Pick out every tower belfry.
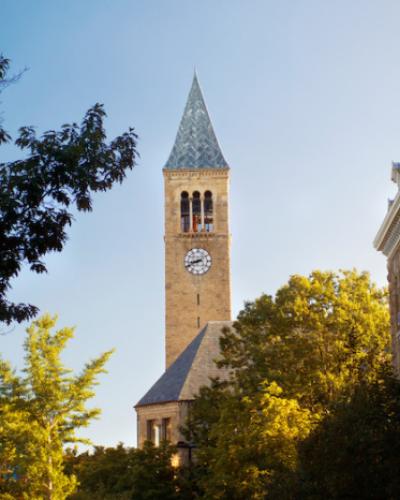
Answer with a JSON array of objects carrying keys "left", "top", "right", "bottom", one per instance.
[{"left": 135, "top": 74, "right": 232, "bottom": 453}]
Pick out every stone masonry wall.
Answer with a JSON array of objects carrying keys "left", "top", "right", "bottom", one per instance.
[
  {"left": 388, "top": 251, "right": 400, "bottom": 373},
  {"left": 136, "top": 401, "right": 190, "bottom": 448},
  {"left": 163, "top": 168, "right": 232, "bottom": 368}
]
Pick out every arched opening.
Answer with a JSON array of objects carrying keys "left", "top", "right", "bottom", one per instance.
[
  {"left": 204, "top": 190, "right": 213, "bottom": 232},
  {"left": 180, "top": 191, "right": 190, "bottom": 232},
  {"left": 192, "top": 191, "right": 201, "bottom": 232}
]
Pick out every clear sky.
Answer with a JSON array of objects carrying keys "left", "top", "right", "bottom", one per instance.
[{"left": 1, "top": 0, "right": 400, "bottom": 447}]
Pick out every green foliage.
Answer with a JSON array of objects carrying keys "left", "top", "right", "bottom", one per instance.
[
  {"left": 191, "top": 382, "right": 314, "bottom": 499},
  {"left": 67, "top": 442, "right": 184, "bottom": 500},
  {"left": 186, "top": 270, "right": 391, "bottom": 499},
  {"left": 0, "top": 55, "right": 138, "bottom": 325},
  {"left": 0, "top": 314, "right": 113, "bottom": 499},
  {"left": 219, "top": 270, "right": 390, "bottom": 410},
  {"left": 299, "top": 367, "right": 400, "bottom": 500},
  {"left": 65, "top": 443, "right": 136, "bottom": 499}
]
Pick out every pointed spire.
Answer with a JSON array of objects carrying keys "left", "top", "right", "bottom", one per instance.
[{"left": 165, "top": 74, "right": 229, "bottom": 169}]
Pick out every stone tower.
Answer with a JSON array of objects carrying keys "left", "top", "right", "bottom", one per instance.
[
  {"left": 163, "top": 74, "right": 231, "bottom": 367},
  {"left": 135, "top": 75, "right": 232, "bottom": 456}
]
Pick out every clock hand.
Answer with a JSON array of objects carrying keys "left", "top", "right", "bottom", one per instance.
[{"left": 185, "top": 258, "right": 203, "bottom": 267}]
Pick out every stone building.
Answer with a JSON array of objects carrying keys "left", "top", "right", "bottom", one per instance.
[
  {"left": 374, "top": 162, "right": 400, "bottom": 373},
  {"left": 135, "top": 74, "right": 232, "bottom": 455}
]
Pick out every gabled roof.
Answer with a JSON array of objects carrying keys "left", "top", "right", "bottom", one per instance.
[
  {"left": 164, "top": 74, "right": 229, "bottom": 170},
  {"left": 135, "top": 321, "right": 232, "bottom": 407}
]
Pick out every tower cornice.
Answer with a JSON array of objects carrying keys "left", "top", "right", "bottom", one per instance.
[{"left": 163, "top": 167, "right": 229, "bottom": 180}]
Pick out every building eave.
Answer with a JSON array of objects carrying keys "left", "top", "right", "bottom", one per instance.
[
  {"left": 134, "top": 399, "right": 193, "bottom": 410},
  {"left": 374, "top": 190, "right": 400, "bottom": 257}
]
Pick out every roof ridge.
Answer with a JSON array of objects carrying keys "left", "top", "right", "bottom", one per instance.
[
  {"left": 179, "top": 321, "right": 232, "bottom": 400},
  {"left": 135, "top": 321, "right": 233, "bottom": 407},
  {"left": 135, "top": 326, "right": 207, "bottom": 407}
]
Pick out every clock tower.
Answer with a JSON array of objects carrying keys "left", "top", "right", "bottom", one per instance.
[
  {"left": 163, "top": 75, "right": 231, "bottom": 367},
  {"left": 135, "top": 74, "right": 232, "bottom": 454}
]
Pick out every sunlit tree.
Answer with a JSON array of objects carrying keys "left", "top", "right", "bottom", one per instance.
[
  {"left": 0, "top": 314, "right": 113, "bottom": 499},
  {"left": 186, "top": 270, "right": 391, "bottom": 498}
]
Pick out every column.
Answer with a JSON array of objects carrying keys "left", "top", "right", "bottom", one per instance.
[
  {"left": 200, "top": 194, "right": 205, "bottom": 231},
  {"left": 189, "top": 198, "right": 193, "bottom": 232}
]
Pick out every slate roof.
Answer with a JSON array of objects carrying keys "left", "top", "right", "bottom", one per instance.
[
  {"left": 164, "top": 74, "right": 229, "bottom": 170},
  {"left": 136, "top": 321, "right": 232, "bottom": 407}
]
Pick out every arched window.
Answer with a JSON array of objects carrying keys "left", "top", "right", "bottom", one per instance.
[
  {"left": 181, "top": 191, "right": 190, "bottom": 232},
  {"left": 204, "top": 191, "right": 213, "bottom": 232},
  {"left": 192, "top": 191, "right": 201, "bottom": 232}
]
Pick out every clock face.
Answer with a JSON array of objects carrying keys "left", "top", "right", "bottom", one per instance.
[{"left": 184, "top": 248, "right": 212, "bottom": 275}]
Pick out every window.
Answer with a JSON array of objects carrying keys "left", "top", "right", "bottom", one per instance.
[
  {"left": 154, "top": 424, "right": 160, "bottom": 446},
  {"left": 161, "top": 418, "right": 172, "bottom": 441},
  {"left": 146, "top": 419, "right": 155, "bottom": 442},
  {"left": 181, "top": 191, "right": 190, "bottom": 232},
  {"left": 146, "top": 419, "right": 160, "bottom": 445},
  {"left": 180, "top": 190, "right": 214, "bottom": 233},
  {"left": 204, "top": 191, "right": 213, "bottom": 232},
  {"left": 192, "top": 191, "right": 201, "bottom": 232}
]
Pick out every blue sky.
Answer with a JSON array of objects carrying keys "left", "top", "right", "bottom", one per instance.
[{"left": 1, "top": 0, "right": 399, "bottom": 447}]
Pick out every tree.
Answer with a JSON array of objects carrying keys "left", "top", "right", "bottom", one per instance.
[
  {"left": 66, "top": 441, "right": 184, "bottom": 500},
  {"left": 218, "top": 269, "right": 390, "bottom": 411},
  {"left": 298, "top": 367, "right": 400, "bottom": 499},
  {"left": 0, "top": 55, "right": 138, "bottom": 325},
  {"left": 0, "top": 314, "right": 113, "bottom": 499},
  {"left": 189, "top": 382, "right": 313, "bottom": 500},
  {"left": 65, "top": 443, "right": 137, "bottom": 499},
  {"left": 185, "top": 270, "right": 391, "bottom": 499}
]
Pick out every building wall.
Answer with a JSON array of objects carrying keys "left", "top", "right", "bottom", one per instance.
[
  {"left": 374, "top": 167, "right": 400, "bottom": 375},
  {"left": 136, "top": 401, "right": 190, "bottom": 448},
  {"left": 164, "top": 168, "right": 231, "bottom": 368},
  {"left": 388, "top": 252, "right": 400, "bottom": 373}
]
